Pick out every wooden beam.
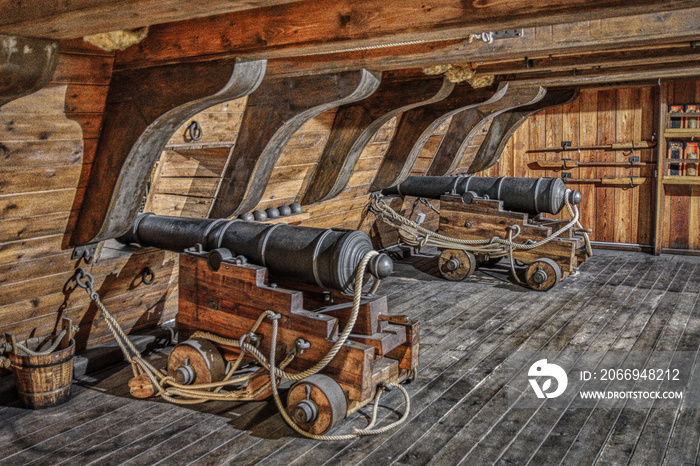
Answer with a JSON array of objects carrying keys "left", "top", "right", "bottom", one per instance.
[
  {"left": 427, "top": 85, "right": 546, "bottom": 176},
  {"left": 71, "top": 58, "right": 266, "bottom": 246},
  {"left": 0, "top": 1, "right": 304, "bottom": 40},
  {"left": 368, "top": 83, "right": 506, "bottom": 192},
  {"left": 302, "top": 75, "right": 453, "bottom": 205},
  {"left": 115, "top": 2, "right": 696, "bottom": 69},
  {"left": 473, "top": 43, "right": 700, "bottom": 77},
  {"left": 468, "top": 88, "right": 580, "bottom": 174},
  {"left": 506, "top": 60, "right": 700, "bottom": 87},
  {"left": 208, "top": 69, "right": 380, "bottom": 218},
  {"left": 0, "top": 35, "right": 59, "bottom": 108},
  {"left": 259, "top": 8, "right": 700, "bottom": 79}
]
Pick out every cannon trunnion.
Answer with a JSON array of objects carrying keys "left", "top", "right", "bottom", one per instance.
[{"left": 119, "top": 214, "right": 418, "bottom": 435}]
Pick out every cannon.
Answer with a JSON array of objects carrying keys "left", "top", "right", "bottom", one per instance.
[
  {"left": 119, "top": 212, "right": 394, "bottom": 294},
  {"left": 381, "top": 175, "right": 582, "bottom": 216},
  {"left": 374, "top": 175, "right": 591, "bottom": 291},
  {"left": 119, "top": 213, "right": 418, "bottom": 436}
]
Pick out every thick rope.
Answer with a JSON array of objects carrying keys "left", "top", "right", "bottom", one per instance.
[
  {"left": 73, "top": 249, "right": 410, "bottom": 440},
  {"left": 15, "top": 329, "right": 67, "bottom": 356},
  {"left": 267, "top": 311, "right": 411, "bottom": 441}
]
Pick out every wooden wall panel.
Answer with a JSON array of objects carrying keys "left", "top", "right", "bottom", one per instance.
[
  {"left": 449, "top": 86, "right": 659, "bottom": 247},
  {"left": 0, "top": 43, "right": 177, "bottom": 350}
]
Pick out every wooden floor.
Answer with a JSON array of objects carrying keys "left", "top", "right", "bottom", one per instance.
[{"left": 2, "top": 249, "right": 700, "bottom": 465}]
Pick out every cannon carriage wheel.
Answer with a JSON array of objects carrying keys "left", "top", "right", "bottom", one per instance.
[
  {"left": 438, "top": 249, "right": 476, "bottom": 281},
  {"left": 286, "top": 374, "right": 347, "bottom": 435},
  {"left": 525, "top": 258, "right": 562, "bottom": 291}
]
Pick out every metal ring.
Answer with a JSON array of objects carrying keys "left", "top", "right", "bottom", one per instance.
[
  {"left": 311, "top": 229, "right": 334, "bottom": 289},
  {"left": 187, "top": 120, "right": 202, "bottom": 141},
  {"left": 258, "top": 223, "right": 284, "bottom": 267},
  {"left": 215, "top": 219, "right": 241, "bottom": 249},
  {"left": 238, "top": 332, "right": 258, "bottom": 349},
  {"left": 74, "top": 268, "right": 93, "bottom": 290},
  {"left": 203, "top": 218, "right": 228, "bottom": 249},
  {"left": 142, "top": 267, "right": 155, "bottom": 285},
  {"left": 532, "top": 177, "right": 542, "bottom": 214}
]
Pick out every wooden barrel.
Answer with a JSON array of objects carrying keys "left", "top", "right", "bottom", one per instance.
[{"left": 9, "top": 339, "right": 75, "bottom": 409}]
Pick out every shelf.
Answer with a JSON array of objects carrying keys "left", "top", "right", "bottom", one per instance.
[
  {"left": 669, "top": 112, "right": 700, "bottom": 118},
  {"left": 664, "top": 158, "right": 700, "bottom": 165},
  {"left": 663, "top": 129, "right": 700, "bottom": 139},
  {"left": 661, "top": 176, "right": 700, "bottom": 185}
]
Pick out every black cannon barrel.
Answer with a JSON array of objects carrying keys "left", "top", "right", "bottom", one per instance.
[
  {"left": 118, "top": 213, "right": 393, "bottom": 294},
  {"left": 381, "top": 175, "right": 581, "bottom": 215}
]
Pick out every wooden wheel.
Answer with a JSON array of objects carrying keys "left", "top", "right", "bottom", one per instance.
[
  {"left": 525, "top": 258, "right": 562, "bottom": 291},
  {"left": 167, "top": 338, "right": 226, "bottom": 387},
  {"left": 438, "top": 249, "right": 476, "bottom": 281},
  {"left": 286, "top": 374, "right": 347, "bottom": 435}
]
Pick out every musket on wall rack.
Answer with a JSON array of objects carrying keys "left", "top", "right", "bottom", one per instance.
[{"left": 527, "top": 139, "right": 657, "bottom": 155}]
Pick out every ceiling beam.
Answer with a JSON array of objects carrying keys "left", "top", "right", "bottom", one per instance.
[
  {"left": 114, "top": 1, "right": 697, "bottom": 69},
  {"left": 257, "top": 8, "right": 700, "bottom": 78},
  {"left": 0, "top": 0, "right": 304, "bottom": 39}
]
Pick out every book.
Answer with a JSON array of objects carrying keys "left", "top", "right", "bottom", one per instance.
[
  {"left": 685, "top": 142, "right": 699, "bottom": 176},
  {"left": 668, "top": 141, "right": 683, "bottom": 176},
  {"left": 669, "top": 105, "right": 684, "bottom": 128},
  {"left": 685, "top": 104, "right": 699, "bottom": 129}
]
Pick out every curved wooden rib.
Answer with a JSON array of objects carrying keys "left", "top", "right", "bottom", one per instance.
[
  {"left": 302, "top": 75, "right": 454, "bottom": 205},
  {"left": 0, "top": 35, "right": 59, "bottom": 108},
  {"left": 209, "top": 69, "right": 381, "bottom": 218},
  {"left": 468, "top": 88, "right": 580, "bottom": 173},
  {"left": 71, "top": 58, "right": 267, "bottom": 246},
  {"left": 369, "top": 83, "right": 506, "bottom": 192},
  {"left": 427, "top": 85, "right": 547, "bottom": 176}
]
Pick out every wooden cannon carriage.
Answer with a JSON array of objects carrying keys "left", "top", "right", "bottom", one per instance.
[
  {"left": 376, "top": 175, "right": 592, "bottom": 291},
  {"left": 119, "top": 213, "right": 418, "bottom": 435}
]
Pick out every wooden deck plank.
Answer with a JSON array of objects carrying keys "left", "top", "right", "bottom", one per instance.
[
  {"left": 2, "top": 251, "right": 700, "bottom": 465},
  {"left": 493, "top": 257, "right": 687, "bottom": 465},
  {"left": 455, "top": 257, "right": 666, "bottom": 465},
  {"left": 14, "top": 400, "right": 166, "bottom": 465},
  {"left": 550, "top": 257, "right": 691, "bottom": 465},
  {"left": 386, "top": 255, "right": 641, "bottom": 466},
  {"left": 523, "top": 256, "right": 681, "bottom": 464},
  {"left": 602, "top": 265, "right": 700, "bottom": 465},
  {"left": 298, "top": 255, "right": 622, "bottom": 465}
]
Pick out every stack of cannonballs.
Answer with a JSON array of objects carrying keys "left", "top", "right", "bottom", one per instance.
[{"left": 238, "top": 202, "right": 303, "bottom": 222}]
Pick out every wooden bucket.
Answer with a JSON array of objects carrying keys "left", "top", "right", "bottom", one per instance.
[{"left": 5, "top": 318, "right": 75, "bottom": 409}]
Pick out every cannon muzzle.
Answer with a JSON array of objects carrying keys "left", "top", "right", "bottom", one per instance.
[
  {"left": 118, "top": 213, "right": 392, "bottom": 294},
  {"left": 381, "top": 175, "right": 581, "bottom": 215}
]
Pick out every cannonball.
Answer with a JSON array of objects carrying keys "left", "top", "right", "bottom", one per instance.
[
  {"left": 289, "top": 202, "right": 302, "bottom": 214},
  {"left": 278, "top": 205, "right": 292, "bottom": 216},
  {"left": 238, "top": 212, "right": 255, "bottom": 222}
]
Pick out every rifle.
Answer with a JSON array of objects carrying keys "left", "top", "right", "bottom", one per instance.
[
  {"left": 536, "top": 156, "right": 653, "bottom": 169},
  {"left": 527, "top": 140, "right": 656, "bottom": 154},
  {"left": 560, "top": 174, "right": 647, "bottom": 186}
]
